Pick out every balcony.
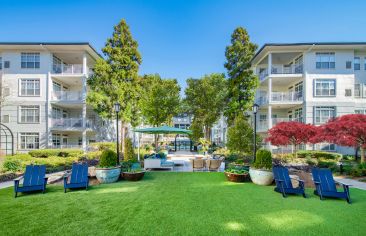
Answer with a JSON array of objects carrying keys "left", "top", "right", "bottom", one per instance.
[
  {"left": 51, "top": 91, "right": 83, "bottom": 102},
  {"left": 257, "top": 117, "right": 303, "bottom": 132},
  {"left": 53, "top": 64, "right": 83, "bottom": 74},
  {"left": 257, "top": 91, "right": 303, "bottom": 106},
  {"left": 258, "top": 64, "right": 303, "bottom": 82},
  {"left": 50, "top": 118, "right": 96, "bottom": 131}
]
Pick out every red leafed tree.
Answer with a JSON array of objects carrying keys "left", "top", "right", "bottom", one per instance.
[
  {"left": 266, "top": 121, "right": 318, "bottom": 157},
  {"left": 318, "top": 114, "right": 366, "bottom": 163}
]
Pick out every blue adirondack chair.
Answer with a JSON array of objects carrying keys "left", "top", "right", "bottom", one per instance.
[
  {"left": 64, "top": 163, "right": 89, "bottom": 193},
  {"left": 14, "top": 165, "right": 48, "bottom": 198},
  {"left": 312, "top": 168, "right": 351, "bottom": 203},
  {"left": 273, "top": 166, "right": 306, "bottom": 198}
]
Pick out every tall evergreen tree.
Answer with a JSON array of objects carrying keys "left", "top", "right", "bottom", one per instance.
[
  {"left": 224, "top": 27, "right": 258, "bottom": 125},
  {"left": 87, "top": 19, "right": 142, "bottom": 153}
]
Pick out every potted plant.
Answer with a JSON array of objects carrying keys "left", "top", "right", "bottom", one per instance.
[
  {"left": 249, "top": 149, "right": 273, "bottom": 185},
  {"left": 224, "top": 164, "right": 250, "bottom": 182},
  {"left": 95, "top": 149, "right": 121, "bottom": 184},
  {"left": 121, "top": 161, "right": 145, "bottom": 181}
]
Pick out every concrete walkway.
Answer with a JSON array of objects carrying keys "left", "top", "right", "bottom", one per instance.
[{"left": 334, "top": 177, "right": 366, "bottom": 190}]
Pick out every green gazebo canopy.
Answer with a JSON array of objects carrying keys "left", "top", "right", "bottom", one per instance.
[{"left": 134, "top": 125, "right": 192, "bottom": 135}]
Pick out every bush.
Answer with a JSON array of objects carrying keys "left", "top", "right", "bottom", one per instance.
[
  {"left": 99, "top": 149, "right": 118, "bottom": 168},
  {"left": 90, "top": 142, "right": 116, "bottom": 151},
  {"left": 296, "top": 150, "right": 342, "bottom": 161},
  {"left": 252, "top": 149, "right": 272, "bottom": 170},
  {"left": 124, "top": 138, "right": 135, "bottom": 161},
  {"left": 28, "top": 149, "right": 83, "bottom": 158},
  {"left": 3, "top": 159, "right": 22, "bottom": 172}
]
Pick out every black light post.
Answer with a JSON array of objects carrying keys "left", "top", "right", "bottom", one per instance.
[
  {"left": 252, "top": 103, "right": 259, "bottom": 162},
  {"left": 114, "top": 102, "right": 121, "bottom": 165}
]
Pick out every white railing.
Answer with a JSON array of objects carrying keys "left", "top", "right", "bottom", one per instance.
[
  {"left": 53, "top": 64, "right": 83, "bottom": 74},
  {"left": 271, "top": 91, "right": 303, "bottom": 103},
  {"left": 51, "top": 91, "right": 82, "bottom": 101},
  {"left": 257, "top": 117, "right": 304, "bottom": 132},
  {"left": 258, "top": 64, "right": 303, "bottom": 82},
  {"left": 50, "top": 144, "right": 82, "bottom": 149},
  {"left": 51, "top": 118, "right": 96, "bottom": 129}
]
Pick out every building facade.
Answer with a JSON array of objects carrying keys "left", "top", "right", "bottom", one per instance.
[
  {"left": 251, "top": 42, "right": 366, "bottom": 154},
  {"left": 0, "top": 43, "right": 115, "bottom": 153}
]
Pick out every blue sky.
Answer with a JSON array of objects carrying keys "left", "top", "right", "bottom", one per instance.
[{"left": 1, "top": 0, "right": 366, "bottom": 91}]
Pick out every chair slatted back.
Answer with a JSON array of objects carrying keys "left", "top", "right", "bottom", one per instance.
[
  {"left": 273, "top": 166, "right": 293, "bottom": 189},
  {"left": 70, "top": 163, "right": 88, "bottom": 184},
  {"left": 192, "top": 159, "right": 205, "bottom": 168},
  {"left": 312, "top": 168, "right": 337, "bottom": 192},
  {"left": 23, "top": 165, "right": 46, "bottom": 186}
]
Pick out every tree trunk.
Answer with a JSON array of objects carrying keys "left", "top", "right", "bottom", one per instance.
[
  {"left": 361, "top": 147, "right": 365, "bottom": 164},
  {"left": 294, "top": 144, "right": 297, "bottom": 158}
]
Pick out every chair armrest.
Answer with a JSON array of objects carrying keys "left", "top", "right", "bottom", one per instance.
[
  {"left": 334, "top": 180, "right": 352, "bottom": 187},
  {"left": 44, "top": 177, "right": 49, "bottom": 183},
  {"left": 289, "top": 177, "right": 305, "bottom": 183},
  {"left": 14, "top": 176, "right": 24, "bottom": 182},
  {"left": 63, "top": 172, "right": 71, "bottom": 179}
]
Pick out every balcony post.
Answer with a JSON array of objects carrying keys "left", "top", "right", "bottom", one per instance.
[
  {"left": 47, "top": 72, "right": 53, "bottom": 148},
  {"left": 82, "top": 53, "right": 88, "bottom": 152},
  {"left": 268, "top": 53, "right": 272, "bottom": 103},
  {"left": 268, "top": 53, "right": 272, "bottom": 76}
]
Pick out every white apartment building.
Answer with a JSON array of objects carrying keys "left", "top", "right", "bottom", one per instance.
[
  {"left": 252, "top": 42, "right": 366, "bottom": 154},
  {"left": 0, "top": 42, "right": 115, "bottom": 154}
]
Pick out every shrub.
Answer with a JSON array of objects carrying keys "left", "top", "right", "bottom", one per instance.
[
  {"left": 252, "top": 149, "right": 272, "bottom": 170},
  {"left": 90, "top": 142, "right": 116, "bottom": 151},
  {"left": 296, "top": 150, "right": 342, "bottom": 161},
  {"left": 123, "top": 138, "right": 135, "bottom": 161},
  {"left": 99, "top": 149, "right": 118, "bottom": 168},
  {"left": 3, "top": 159, "right": 22, "bottom": 172},
  {"left": 28, "top": 149, "right": 83, "bottom": 158}
]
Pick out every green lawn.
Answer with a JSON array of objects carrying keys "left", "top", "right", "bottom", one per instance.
[{"left": 0, "top": 172, "right": 365, "bottom": 236}]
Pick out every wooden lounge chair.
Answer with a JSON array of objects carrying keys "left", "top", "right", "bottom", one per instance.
[
  {"left": 64, "top": 163, "right": 89, "bottom": 193},
  {"left": 190, "top": 159, "right": 205, "bottom": 171},
  {"left": 312, "top": 168, "right": 351, "bottom": 203},
  {"left": 273, "top": 166, "right": 306, "bottom": 198},
  {"left": 14, "top": 165, "right": 48, "bottom": 198},
  {"left": 206, "top": 158, "right": 223, "bottom": 172}
]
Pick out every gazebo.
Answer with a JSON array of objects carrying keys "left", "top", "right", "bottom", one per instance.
[{"left": 134, "top": 125, "right": 192, "bottom": 160}]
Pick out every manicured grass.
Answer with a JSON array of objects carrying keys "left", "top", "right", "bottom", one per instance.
[{"left": 0, "top": 172, "right": 365, "bottom": 235}]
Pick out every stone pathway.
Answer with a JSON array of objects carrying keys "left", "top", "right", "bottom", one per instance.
[{"left": 334, "top": 177, "right": 366, "bottom": 190}]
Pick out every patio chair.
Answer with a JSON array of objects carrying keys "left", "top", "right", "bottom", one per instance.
[
  {"left": 206, "top": 158, "right": 223, "bottom": 172},
  {"left": 311, "top": 168, "right": 351, "bottom": 203},
  {"left": 64, "top": 163, "right": 89, "bottom": 193},
  {"left": 14, "top": 165, "right": 48, "bottom": 198},
  {"left": 273, "top": 166, "right": 306, "bottom": 198},
  {"left": 190, "top": 159, "right": 205, "bottom": 171}
]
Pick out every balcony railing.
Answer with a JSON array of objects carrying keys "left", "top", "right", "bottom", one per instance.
[
  {"left": 51, "top": 91, "right": 82, "bottom": 101},
  {"left": 257, "top": 117, "right": 303, "bottom": 131},
  {"left": 53, "top": 64, "right": 83, "bottom": 74},
  {"left": 258, "top": 64, "right": 303, "bottom": 82},
  {"left": 51, "top": 118, "right": 96, "bottom": 129},
  {"left": 257, "top": 92, "right": 303, "bottom": 105}
]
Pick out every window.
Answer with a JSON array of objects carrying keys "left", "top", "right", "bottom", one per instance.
[
  {"left": 20, "top": 105, "right": 40, "bottom": 123},
  {"left": 355, "top": 109, "right": 366, "bottom": 114},
  {"left": 295, "top": 82, "right": 303, "bottom": 99},
  {"left": 345, "top": 89, "right": 352, "bottom": 97},
  {"left": 346, "top": 61, "right": 352, "bottom": 69},
  {"left": 52, "top": 56, "right": 62, "bottom": 73},
  {"left": 294, "top": 108, "right": 303, "bottom": 122},
  {"left": 20, "top": 132, "right": 39, "bottom": 149},
  {"left": 314, "top": 79, "right": 336, "bottom": 96},
  {"left": 53, "top": 81, "right": 61, "bottom": 92},
  {"left": 2, "top": 115, "right": 9, "bottom": 123},
  {"left": 354, "top": 57, "right": 360, "bottom": 70},
  {"left": 20, "top": 79, "right": 40, "bottom": 96},
  {"left": 316, "top": 52, "right": 335, "bottom": 69},
  {"left": 52, "top": 134, "right": 61, "bottom": 148},
  {"left": 314, "top": 106, "right": 336, "bottom": 124},
  {"left": 315, "top": 143, "right": 336, "bottom": 151},
  {"left": 21, "top": 53, "right": 40, "bottom": 69},
  {"left": 355, "top": 84, "right": 361, "bottom": 97}
]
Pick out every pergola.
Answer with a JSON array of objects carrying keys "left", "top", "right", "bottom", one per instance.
[{"left": 134, "top": 125, "right": 192, "bottom": 160}]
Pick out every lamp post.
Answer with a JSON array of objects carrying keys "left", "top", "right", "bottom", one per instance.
[
  {"left": 114, "top": 102, "right": 121, "bottom": 165},
  {"left": 252, "top": 103, "right": 259, "bottom": 162}
]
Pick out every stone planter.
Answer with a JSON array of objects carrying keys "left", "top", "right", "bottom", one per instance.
[
  {"left": 95, "top": 166, "right": 121, "bottom": 184},
  {"left": 122, "top": 171, "right": 145, "bottom": 181},
  {"left": 224, "top": 172, "right": 249, "bottom": 182},
  {"left": 249, "top": 168, "right": 274, "bottom": 186}
]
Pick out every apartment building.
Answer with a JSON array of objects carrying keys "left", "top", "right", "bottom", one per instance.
[
  {"left": 0, "top": 42, "right": 115, "bottom": 153},
  {"left": 251, "top": 42, "right": 366, "bottom": 154}
]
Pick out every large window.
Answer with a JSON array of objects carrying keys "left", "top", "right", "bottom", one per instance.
[
  {"left": 20, "top": 132, "right": 39, "bottom": 149},
  {"left": 21, "top": 52, "right": 40, "bottom": 69},
  {"left": 315, "top": 143, "right": 336, "bottom": 151},
  {"left": 355, "top": 84, "right": 361, "bottom": 97},
  {"left": 52, "top": 134, "right": 61, "bottom": 148},
  {"left": 316, "top": 52, "right": 335, "bottom": 69},
  {"left": 20, "top": 79, "right": 40, "bottom": 96},
  {"left": 314, "top": 79, "right": 336, "bottom": 96},
  {"left": 294, "top": 108, "right": 303, "bottom": 122},
  {"left": 354, "top": 57, "right": 360, "bottom": 70},
  {"left": 20, "top": 105, "right": 40, "bottom": 123},
  {"left": 314, "top": 106, "right": 336, "bottom": 124}
]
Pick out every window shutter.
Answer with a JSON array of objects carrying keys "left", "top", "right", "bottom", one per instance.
[{"left": 346, "top": 61, "right": 352, "bottom": 69}]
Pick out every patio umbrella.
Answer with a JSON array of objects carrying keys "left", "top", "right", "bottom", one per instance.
[{"left": 134, "top": 125, "right": 192, "bottom": 160}]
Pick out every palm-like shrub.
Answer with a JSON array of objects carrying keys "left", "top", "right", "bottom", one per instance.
[{"left": 123, "top": 138, "right": 135, "bottom": 161}]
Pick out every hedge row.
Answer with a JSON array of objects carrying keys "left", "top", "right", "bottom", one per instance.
[
  {"left": 296, "top": 150, "right": 342, "bottom": 161},
  {"left": 28, "top": 149, "right": 83, "bottom": 158}
]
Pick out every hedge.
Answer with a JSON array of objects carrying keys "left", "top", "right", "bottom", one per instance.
[
  {"left": 28, "top": 149, "right": 83, "bottom": 158},
  {"left": 296, "top": 150, "right": 342, "bottom": 161}
]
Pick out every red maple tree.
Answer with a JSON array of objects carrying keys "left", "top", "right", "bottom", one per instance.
[
  {"left": 266, "top": 121, "right": 318, "bottom": 157},
  {"left": 317, "top": 114, "right": 366, "bottom": 163}
]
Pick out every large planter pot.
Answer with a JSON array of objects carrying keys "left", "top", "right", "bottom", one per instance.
[
  {"left": 249, "top": 168, "right": 274, "bottom": 186},
  {"left": 122, "top": 171, "right": 145, "bottom": 181},
  {"left": 95, "top": 166, "right": 121, "bottom": 184},
  {"left": 224, "top": 172, "right": 249, "bottom": 182}
]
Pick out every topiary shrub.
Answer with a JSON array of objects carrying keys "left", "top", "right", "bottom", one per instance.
[
  {"left": 252, "top": 149, "right": 272, "bottom": 170},
  {"left": 296, "top": 150, "right": 342, "bottom": 160},
  {"left": 99, "top": 149, "right": 118, "bottom": 168},
  {"left": 3, "top": 159, "right": 22, "bottom": 172},
  {"left": 123, "top": 138, "right": 135, "bottom": 161}
]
